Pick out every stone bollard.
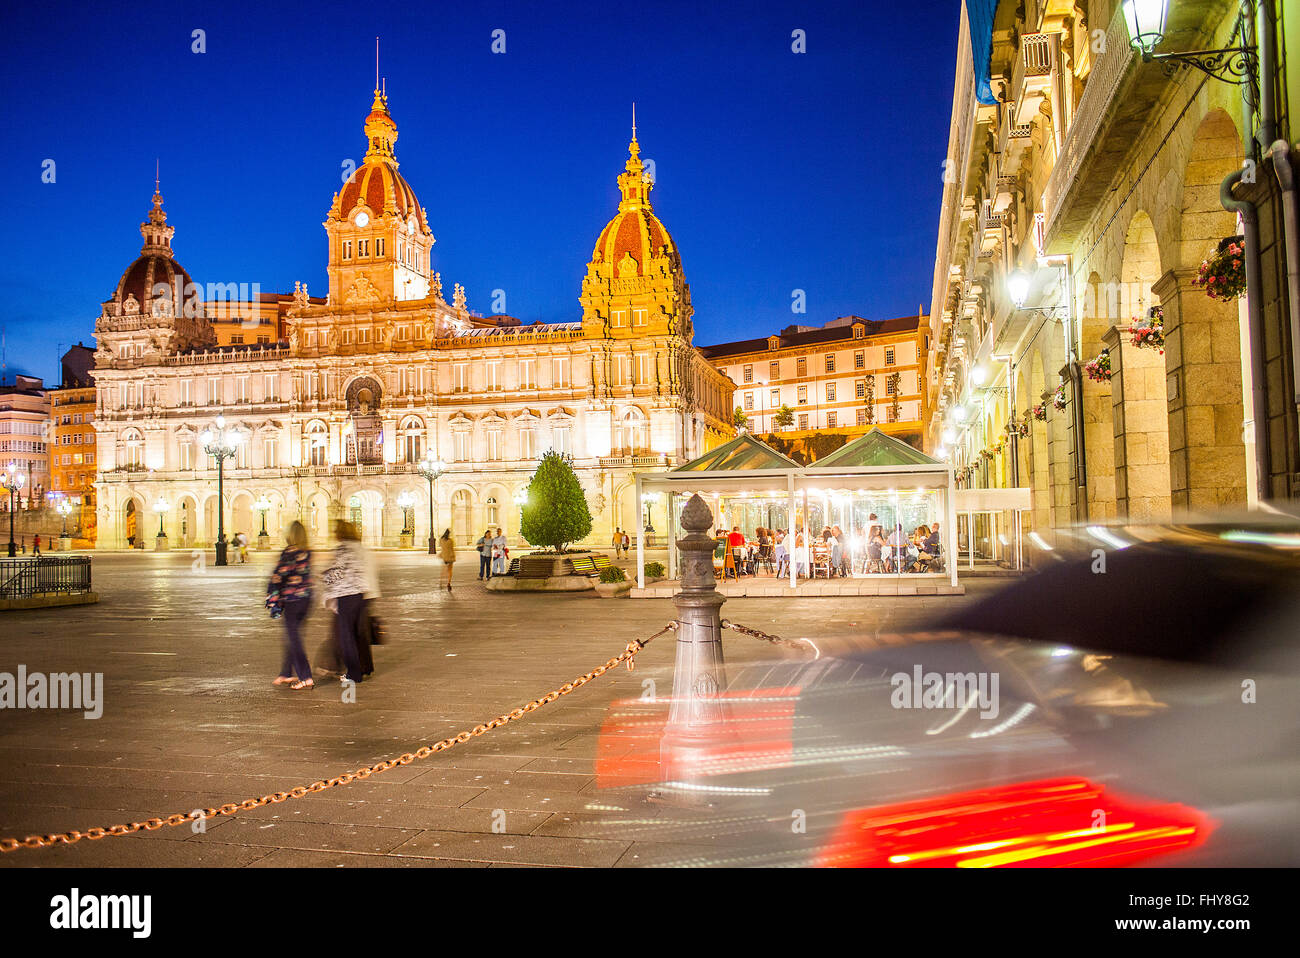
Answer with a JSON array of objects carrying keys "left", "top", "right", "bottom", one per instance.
[{"left": 660, "top": 493, "right": 734, "bottom": 804}]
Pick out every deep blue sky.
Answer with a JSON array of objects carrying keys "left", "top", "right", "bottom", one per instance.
[{"left": 0, "top": 0, "right": 960, "bottom": 384}]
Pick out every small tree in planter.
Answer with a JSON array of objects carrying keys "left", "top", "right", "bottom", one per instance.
[
  {"left": 733, "top": 406, "right": 749, "bottom": 432},
  {"left": 643, "top": 560, "right": 666, "bottom": 580},
  {"left": 773, "top": 404, "right": 795, "bottom": 430},
  {"left": 594, "top": 564, "right": 631, "bottom": 597},
  {"left": 519, "top": 451, "right": 592, "bottom": 553}
]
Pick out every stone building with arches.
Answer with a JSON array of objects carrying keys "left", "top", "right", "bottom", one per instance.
[
  {"left": 91, "top": 86, "right": 732, "bottom": 550},
  {"left": 928, "top": 0, "right": 1297, "bottom": 550}
]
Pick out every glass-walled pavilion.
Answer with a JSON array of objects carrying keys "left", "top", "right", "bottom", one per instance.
[{"left": 635, "top": 430, "right": 958, "bottom": 589}]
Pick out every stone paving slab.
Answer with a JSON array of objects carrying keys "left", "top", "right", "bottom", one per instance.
[
  {"left": 388, "top": 829, "right": 631, "bottom": 867},
  {"left": 0, "top": 551, "right": 999, "bottom": 867}
]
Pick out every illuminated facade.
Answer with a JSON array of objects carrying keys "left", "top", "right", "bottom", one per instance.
[
  {"left": 47, "top": 344, "right": 98, "bottom": 542},
  {"left": 928, "top": 0, "right": 1299, "bottom": 545},
  {"left": 92, "top": 88, "right": 732, "bottom": 549},
  {"left": 703, "top": 313, "right": 929, "bottom": 449}
]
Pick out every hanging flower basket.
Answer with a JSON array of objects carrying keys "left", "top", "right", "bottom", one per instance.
[
  {"left": 1192, "top": 237, "right": 1246, "bottom": 302},
  {"left": 1006, "top": 416, "right": 1029, "bottom": 439},
  {"left": 1084, "top": 350, "right": 1112, "bottom": 383},
  {"left": 1031, "top": 403, "right": 1048, "bottom": 422},
  {"left": 1051, "top": 385, "right": 1068, "bottom": 410},
  {"left": 1130, "top": 304, "right": 1165, "bottom": 353},
  {"left": 980, "top": 448, "right": 994, "bottom": 462}
]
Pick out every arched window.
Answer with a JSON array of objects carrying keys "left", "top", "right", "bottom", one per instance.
[
  {"left": 401, "top": 415, "right": 424, "bottom": 463},
  {"left": 619, "top": 409, "right": 649, "bottom": 455},
  {"left": 305, "top": 420, "right": 328, "bottom": 467},
  {"left": 486, "top": 496, "right": 499, "bottom": 526},
  {"left": 120, "top": 428, "right": 144, "bottom": 469}
]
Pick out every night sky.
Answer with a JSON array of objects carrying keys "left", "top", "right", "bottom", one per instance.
[{"left": 0, "top": 0, "right": 960, "bottom": 384}]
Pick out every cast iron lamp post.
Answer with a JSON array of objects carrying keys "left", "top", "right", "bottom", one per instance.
[
  {"left": 3, "top": 463, "right": 24, "bottom": 557},
  {"left": 397, "top": 490, "right": 414, "bottom": 540},
  {"left": 255, "top": 495, "right": 271, "bottom": 537},
  {"left": 416, "top": 455, "right": 447, "bottom": 554},
  {"left": 642, "top": 490, "right": 659, "bottom": 534},
  {"left": 57, "top": 498, "right": 73, "bottom": 538},
  {"left": 200, "top": 416, "right": 243, "bottom": 566},
  {"left": 153, "top": 496, "right": 168, "bottom": 537}
]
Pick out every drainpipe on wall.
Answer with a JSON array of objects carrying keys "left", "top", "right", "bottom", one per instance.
[
  {"left": 1045, "top": 256, "right": 1088, "bottom": 521},
  {"left": 1221, "top": 170, "right": 1271, "bottom": 505},
  {"left": 1271, "top": 142, "right": 1300, "bottom": 423}
]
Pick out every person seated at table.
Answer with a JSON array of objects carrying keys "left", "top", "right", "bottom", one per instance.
[
  {"left": 726, "top": 526, "right": 746, "bottom": 576},
  {"left": 755, "top": 527, "right": 772, "bottom": 573},
  {"left": 775, "top": 529, "right": 789, "bottom": 578},
  {"left": 829, "top": 525, "right": 845, "bottom": 578},
  {"left": 794, "top": 528, "right": 809, "bottom": 578},
  {"left": 886, "top": 523, "right": 912, "bottom": 573},
  {"left": 867, "top": 525, "right": 885, "bottom": 573},
  {"left": 712, "top": 529, "right": 728, "bottom": 576},
  {"left": 922, "top": 522, "right": 942, "bottom": 571},
  {"left": 910, "top": 525, "right": 933, "bottom": 572}
]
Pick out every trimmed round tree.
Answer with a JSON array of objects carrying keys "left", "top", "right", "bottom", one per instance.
[{"left": 520, "top": 450, "right": 592, "bottom": 553}]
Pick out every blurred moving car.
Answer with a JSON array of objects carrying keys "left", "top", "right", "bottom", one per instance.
[{"left": 592, "top": 519, "right": 1300, "bottom": 866}]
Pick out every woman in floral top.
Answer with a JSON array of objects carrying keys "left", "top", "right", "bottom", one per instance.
[{"left": 267, "top": 520, "right": 314, "bottom": 690}]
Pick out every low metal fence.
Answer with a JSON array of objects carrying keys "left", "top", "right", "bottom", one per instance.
[{"left": 0, "top": 556, "right": 93, "bottom": 598}]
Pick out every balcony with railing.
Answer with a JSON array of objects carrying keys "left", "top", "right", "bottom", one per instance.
[{"left": 1010, "top": 32, "right": 1056, "bottom": 126}]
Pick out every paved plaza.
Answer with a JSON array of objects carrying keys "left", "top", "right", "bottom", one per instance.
[{"left": 0, "top": 551, "right": 1003, "bottom": 868}]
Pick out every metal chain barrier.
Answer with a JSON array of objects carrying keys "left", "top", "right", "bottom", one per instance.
[
  {"left": 0, "top": 623, "right": 678, "bottom": 854},
  {"left": 720, "top": 620, "right": 818, "bottom": 656}
]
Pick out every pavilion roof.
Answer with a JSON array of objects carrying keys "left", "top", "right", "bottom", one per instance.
[
  {"left": 673, "top": 433, "right": 799, "bottom": 472},
  {"left": 812, "top": 428, "right": 939, "bottom": 468}
]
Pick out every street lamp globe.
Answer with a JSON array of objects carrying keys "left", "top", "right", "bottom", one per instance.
[
  {"left": 953, "top": 404, "right": 968, "bottom": 422},
  {"left": 1007, "top": 268, "right": 1032, "bottom": 309},
  {"left": 971, "top": 365, "right": 987, "bottom": 387},
  {"left": 1121, "top": 0, "right": 1168, "bottom": 57}
]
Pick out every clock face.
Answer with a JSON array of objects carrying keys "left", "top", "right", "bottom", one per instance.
[{"left": 355, "top": 211, "right": 370, "bottom": 228}]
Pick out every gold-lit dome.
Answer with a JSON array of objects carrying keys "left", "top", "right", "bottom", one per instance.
[
  {"left": 113, "top": 186, "right": 197, "bottom": 312},
  {"left": 327, "top": 89, "right": 431, "bottom": 236},
  {"left": 589, "top": 128, "right": 680, "bottom": 278},
  {"left": 580, "top": 120, "right": 693, "bottom": 340}
]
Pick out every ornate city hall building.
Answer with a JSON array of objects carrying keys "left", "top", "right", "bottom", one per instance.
[{"left": 92, "top": 88, "right": 732, "bottom": 549}]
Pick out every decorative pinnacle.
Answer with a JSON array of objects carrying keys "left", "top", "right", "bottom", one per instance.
[{"left": 680, "top": 494, "right": 713, "bottom": 534}]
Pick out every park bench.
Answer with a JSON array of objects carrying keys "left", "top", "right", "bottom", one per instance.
[{"left": 568, "top": 554, "right": 613, "bottom": 576}]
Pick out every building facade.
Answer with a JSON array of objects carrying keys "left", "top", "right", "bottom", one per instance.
[
  {"left": 928, "top": 0, "right": 1298, "bottom": 542},
  {"left": 92, "top": 87, "right": 732, "bottom": 549},
  {"left": 47, "top": 344, "right": 98, "bottom": 542},
  {"left": 703, "top": 314, "right": 929, "bottom": 449},
  {"left": 0, "top": 375, "right": 50, "bottom": 511}
]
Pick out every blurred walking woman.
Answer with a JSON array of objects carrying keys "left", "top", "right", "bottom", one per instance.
[
  {"left": 438, "top": 528, "right": 456, "bottom": 591},
  {"left": 267, "top": 521, "right": 314, "bottom": 691},
  {"left": 321, "top": 521, "right": 369, "bottom": 684}
]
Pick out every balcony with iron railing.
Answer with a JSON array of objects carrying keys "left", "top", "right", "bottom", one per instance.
[{"left": 1010, "top": 32, "right": 1056, "bottom": 127}]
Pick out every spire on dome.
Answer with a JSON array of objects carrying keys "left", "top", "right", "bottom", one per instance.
[
  {"left": 617, "top": 109, "right": 652, "bottom": 213},
  {"left": 363, "top": 83, "right": 399, "bottom": 166},
  {"left": 140, "top": 170, "right": 174, "bottom": 255}
]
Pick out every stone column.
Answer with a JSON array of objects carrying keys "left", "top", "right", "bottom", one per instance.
[
  {"left": 660, "top": 493, "right": 733, "bottom": 803},
  {"left": 1153, "top": 269, "right": 1247, "bottom": 511},
  {"left": 1102, "top": 324, "right": 1171, "bottom": 521}
]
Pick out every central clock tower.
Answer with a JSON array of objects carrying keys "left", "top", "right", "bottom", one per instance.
[{"left": 324, "top": 87, "right": 435, "bottom": 306}]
